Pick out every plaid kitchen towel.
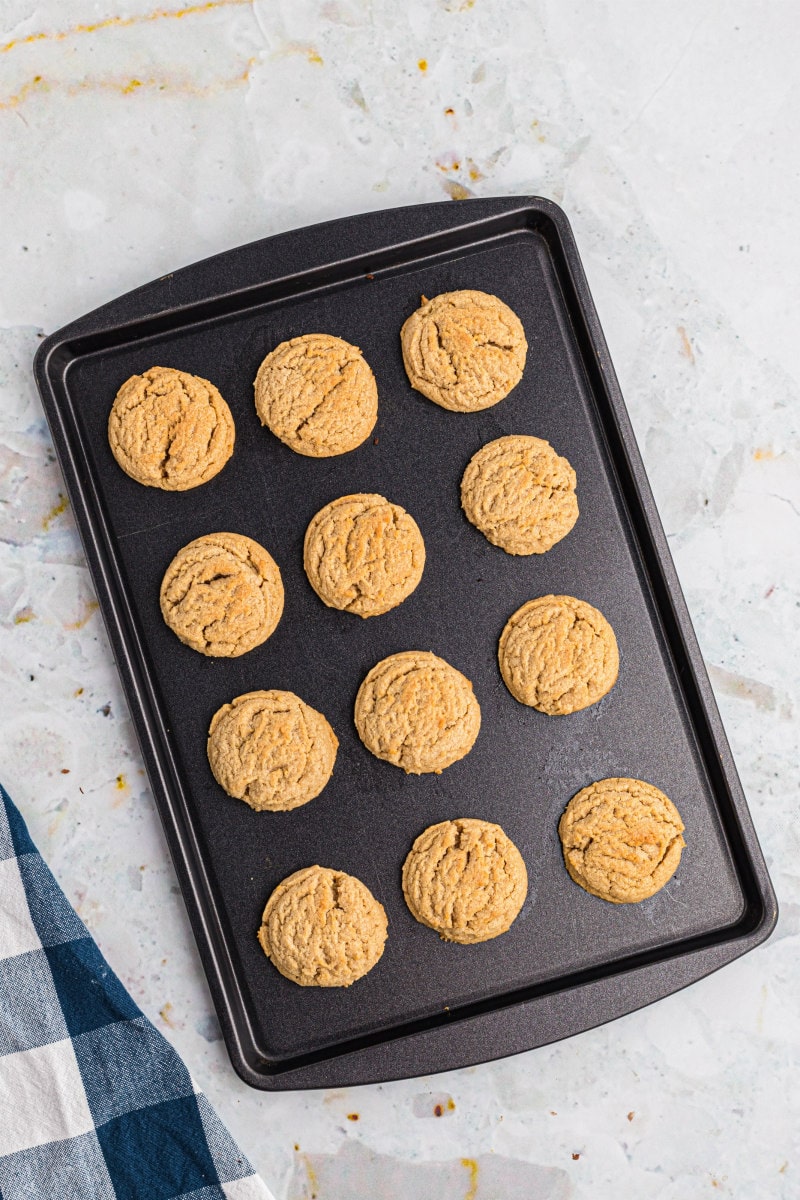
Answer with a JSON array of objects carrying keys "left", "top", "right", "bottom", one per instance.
[{"left": 0, "top": 783, "right": 274, "bottom": 1200}]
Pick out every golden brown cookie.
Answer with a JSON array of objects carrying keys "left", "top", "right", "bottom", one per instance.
[
  {"left": 160, "top": 532, "right": 284, "bottom": 657},
  {"left": 108, "top": 366, "right": 234, "bottom": 490},
  {"left": 207, "top": 690, "right": 338, "bottom": 812},
  {"left": 303, "top": 493, "right": 425, "bottom": 618},
  {"left": 559, "top": 777, "right": 686, "bottom": 904},
  {"left": 402, "top": 818, "right": 528, "bottom": 943},
  {"left": 461, "top": 435, "right": 578, "bottom": 555},
  {"left": 498, "top": 595, "right": 618, "bottom": 715},
  {"left": 254, "top": 334, "right": 378, "bottom": 457},
  {"left": 354, "top": 651, "right": 481, "bottom": 774},
  {"left": 257, "top": 866, "right": 388, "bottom": 986},
  {"left": 400, "top": 290, "right": 527, "bottom": 412}
]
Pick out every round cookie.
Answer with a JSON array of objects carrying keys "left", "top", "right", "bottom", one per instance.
[
  {"left": 254, "top": 333, "right": 378, "bottom": 457},
  {"left": 304, "top": 493, "right": 425, "bottom": 618},
  {"left": 498, "top": 595, "right": 618, "bottom": 715},
  {"left": 108, "top": 366, "right": 234, "bottom": 490},
  {"left": 402, "top": 818, "right": 528, "bottom": 944},
  {"left": 400, "top": 289, "right": 527, "bottom": 412},
  {"left": 160, "top": 532, "right": 284, "bottom": 657},
  {"left": 257, "top": 866, "right": 388, "bottom": 987},
  {"left": 207, "top": 690, "right": 338, "bottom": 812},
  {"left": 354, "top": 651, "right": 481, "bottom": 775},
  {"left": 461, "top": 435, "right": 578, "bottom": 555},
  {"left": 559, "top": 777, "right": 686, "bottom": 904}
]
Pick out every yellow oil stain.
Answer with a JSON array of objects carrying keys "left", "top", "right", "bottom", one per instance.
[
  {"left": 677, "top": 324, "right": 695, "bottom": 364},
  {"left": 753, "top": 446, "right": 776, "bottom": 460},
  {"left": 74, "top": 686, "right": 84, "bottom": 696},
  {"left": 1, "top": 74, "right": 47, "bottom": 110},
  {"left": 112, "top": 775, "right": 130, "bottom": 808},
  {"left": 447, "top": 1097, "right": 456, "bottom": 1111},
  {"left": 461, "top": 1158, "right": 479, "bottom": 1200},
  {"left": 531, "top": 118, "right": 546, "bottom": 143},
  {"left": 418, "top": 58, "right": 428, "bottom": 72},
  {"left": 13, "top": 606, "right": 35, "bottom": 624},
  {"left": 346, "top": 1112, "right": 359, "bottom": 1121},
  {"left": 303, "top": 1156, "right": 319, "bottom": 1199},
  {"left": 467, "top": 157, "right": 484, "bottom": 181},
  {"left": 65, "top": 599, "right": 99, "bottom": 630},
  {"left": 779, "top": 1161, "right": 788, "bottom": 1174},
  {"left": 43, "top": 493, "right": 68, "bottom": 532},
  {"left": 276, "top": 42, "right": 323, "bottom": 65},
  {"left": 1, "top": 0, "right": 253, "bottom": 56},
  {"left": 159, "top": 1001, "right": 175, "bottom": 1027},
  {"left": 443, "top": 179, "right": 472, "bottom": 200},
  {"left": 2, "top": 58, "right": 257, "bottom": 111}
]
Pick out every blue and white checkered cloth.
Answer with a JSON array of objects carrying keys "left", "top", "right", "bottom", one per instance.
[{"left": 0, "top": 783, "right": 273, "bottom": 1200}]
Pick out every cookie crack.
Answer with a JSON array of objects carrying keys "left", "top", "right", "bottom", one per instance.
[{"left": 292, "top": 360, "right": 352, "bottom": 436}]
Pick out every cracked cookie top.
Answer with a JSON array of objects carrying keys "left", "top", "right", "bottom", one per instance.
[
  {"left": 303, "top": 493, "right": 426, "bottom": 618},
  {"left": 257, "top": 866, "right": 388, "bottom": 987},
  {"left": 160, "top": 532, "right": 284, "bottom": 657},
  {"left": 402, "top": 818, "right": 528, "bottom": 943},
  {"left": 354, "top": 651, "right": 481, "bottom": 774},
  {"left": 108, "top": 366, "right": 235, "bottom": 490},
  {"left": 498, "top": 595, "right": 619, "bottom": 715},
  {"left": 559, "top": 777, "right": 685, "bottom": 904},
  {"left": 400, "top": 289, "right": 527, "bottom": 412},
  {"left": 254, "top": 333, "right": 378, "bottom": 457},
  {"left": 207, "top": 690, "right": 338, "bottom": 811},
  {"left": 461, "top": 435, "right": 578, "bottom": 555}
]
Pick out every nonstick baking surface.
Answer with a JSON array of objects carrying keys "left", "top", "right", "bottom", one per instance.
[{"left": 37, "top": 199, "right": 773, "bottom": 1085}]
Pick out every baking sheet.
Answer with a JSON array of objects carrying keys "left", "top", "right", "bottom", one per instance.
[{"left": 35, "top": 198, "right": 776, "bottom": 1088}]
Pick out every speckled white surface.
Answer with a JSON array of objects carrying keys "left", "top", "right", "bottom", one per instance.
[{"left": 1, "top": 2, "right": 799, "bottom": 1197}]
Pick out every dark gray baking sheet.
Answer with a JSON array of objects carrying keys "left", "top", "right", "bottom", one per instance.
[{"left": 34, "top": 198, "right": 776, "bottom": 1088}]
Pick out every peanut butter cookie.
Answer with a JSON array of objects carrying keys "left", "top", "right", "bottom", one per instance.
[
  {"left": 257, "top": 866, "right": 388, "bottom": 987},
  {"left": 108, "top": 366, "right": 234, "bottom": 490},
  {"left": 400, "top": 290, "right": 527, "bottom": 412},
  {"left": 303, "top": 493, "right": 425, "bottom": 618},
  {"left": 559, "top": 777, "right": 686, "bottom": 903},
  {"left": 207, "top": 690, "right": 338, "bottom": 811},
  {"left": 499, "top": 595, "right": 618, "bottom": 715},
  {"left": 402, "top": 818, "right": 528, "bottom": 943},
  {"left": 160, "top": 532, "right": 283, "bottom": 657},
  {"left": 254, "top": 333, "right": 378, "bottom": 456},
  {"left": 461, "top": 434, "right": 578, "bottom": 555},
  {"left": 354, "top": 651, "right": 481, "bottom": 774}
]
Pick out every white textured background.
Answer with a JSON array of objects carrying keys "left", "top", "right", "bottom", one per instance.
[{"left": 1, "top": 2, "right": 799, "bottom": 1197}]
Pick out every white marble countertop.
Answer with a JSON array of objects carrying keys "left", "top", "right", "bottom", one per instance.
[{"left": 2, "top": 2, "right": 799, "bottom": 1196}]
